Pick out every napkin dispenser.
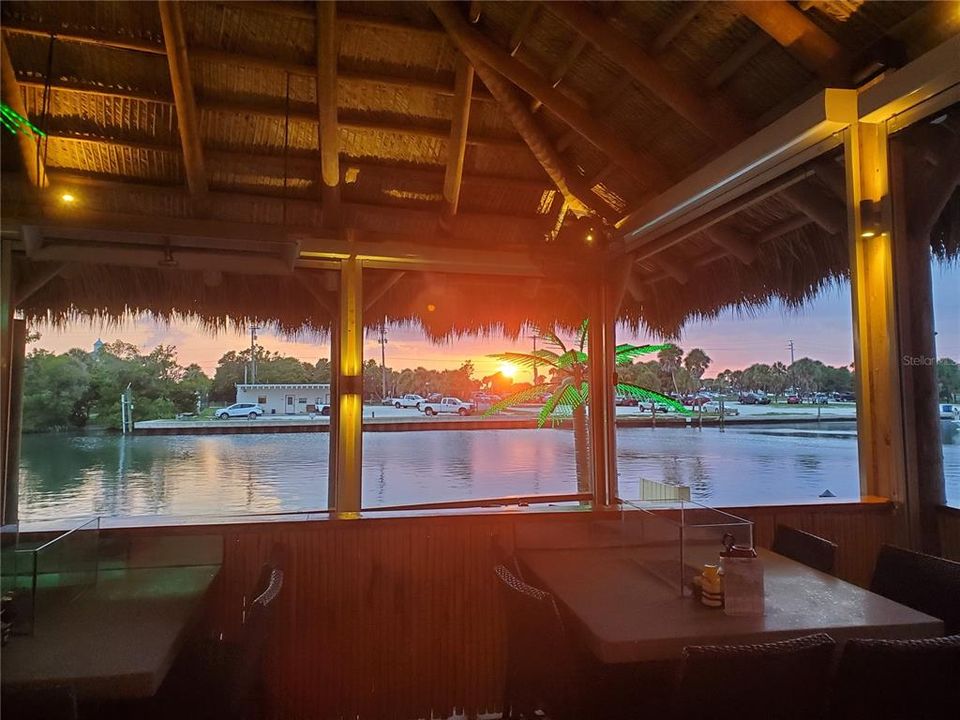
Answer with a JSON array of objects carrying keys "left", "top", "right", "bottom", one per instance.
[{"left": 720, "top": 534, "right": 764, "bottom": 616}]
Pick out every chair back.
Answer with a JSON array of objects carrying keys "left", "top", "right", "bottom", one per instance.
[
  {"left": 494, "top": 564, "right": 580, "bottom": 720},
  {"left": 771, "top": 524, "right": 838, "bottom": 575},
  {"left": 492, "top": 533, "right": 524, "bottom": 580},
  {"left": 675, "top": 632, "right": 836, "bottom": 720},
  {"left": 831, "top": 635, "right": 960, "bottom": 719},
  {"left": 870, "top": 544, "right": 960, "bottom": 634},
  {"left": 227, "top": 551, "right": 285, "bottom": 718}
]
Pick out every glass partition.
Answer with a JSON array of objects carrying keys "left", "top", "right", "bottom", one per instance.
[{"left": 4, "top": 517, "right": 100, "bottom": 635}]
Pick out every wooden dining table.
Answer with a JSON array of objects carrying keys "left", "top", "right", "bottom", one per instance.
[{"left": 517, "top": 546, "right": 943, "bottom": 664}]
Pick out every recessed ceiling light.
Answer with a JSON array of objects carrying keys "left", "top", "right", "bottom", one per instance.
[{"left": 60, "top": 193, "right": 75, "bottom": 203}]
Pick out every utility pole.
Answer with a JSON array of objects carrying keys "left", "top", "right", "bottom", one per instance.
[
  {"left": 528, "top": 333, "right": 539, "bottom": 385},
  {"left": 379, "top": 320, "right": 388, "bottom": 401},
  {"left": 787, "top": 339, "right": 795, "bottom": 365},
  {"left": 250, "top": 324, "right": 259, "bottom": 384}
]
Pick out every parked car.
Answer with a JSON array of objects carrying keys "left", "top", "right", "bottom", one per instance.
[
  {"left": 420, "top": 397, "right": 475, "bottom": 416},
  {"left": 697, "top": 401, "right": 739, "bottom": 416},
  {"left": 615, "top": 394, "right": 639, "bottom": 406},
  {"left": 812, "top": 393, "right": 830, "bottom": 404},
  {"left": 786, "top": 394, "right": 802, "bottom": 405},
  {"left": 217, "top": 403, "right": 264, "bottom": 419},
  {"left": 833, "top": 391, "right": 855, "bottom": 402},
  {"left": 392, "top": 394, "right": 426, "bottom": 409},
  {"left": 640, "top": 402, "right": 670, "bottom": 413},
  {"left": 739, "top": 392, "right": 771, "bottom": 405},
  {"left": 682, "top": 395, "right": 711, "bottom": 407}
]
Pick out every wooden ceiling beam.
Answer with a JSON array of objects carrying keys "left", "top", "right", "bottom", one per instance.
[
  {"left": 543, "top": 1, "right": 747, "bottom": 146},
  {"left": 706, "top": 31, "right": 773, "bottom": 89},
  {"left": 468, "top": 61, "right": 594, "bottom": 216},
  {"left": 509, "top": 4, "right": 540, "bottom": 56},
  {"left": 631, "top": 167, "right": 813, "bottom": 263},
  {"left": 555, "top": 74, "right": 633, "bottom": 152},
  {"left": 2, "top": 24, "right": 495, "bottom": 103},
  {"left": 730, "top": 1, "right": 851, "bottom": 85},
  {"left": 442, "top": 56, "right": 474, "bottom": 225},
  {"left": 158, "top": 0, "right": 209, "bottom": 214},
  {"left": 652, "top": 255, "right": 689, "bottom": 284},
  {"left": 1, "top": 36, "right": 47, "bottom": 188},
  {"left": 652, "top": 1, "right": 707, "bottom": 54},
  {"left": 315, "top": 1, "right": 340, "bottom": 228},
  {"left": 779, "top": 181, "right": 846, "bottom": 235},
  {"left": 41, "top": 132, "right": 551, "bottom": 192},
  {"left": 430, "top": 1, "right": 669, "bottom": 187},
  {"left": 530, "top": 36, "right": 589, "bottom": 113},
  {"left": 13, "top": 262, "right": 65, "bottom": 306},
  {"left": 702, "top": 224, "right": 757, "bottom": 265}
]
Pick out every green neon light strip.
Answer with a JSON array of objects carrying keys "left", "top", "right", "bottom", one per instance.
[{"left": 0, "top": 103, "right": 46, "bottom": 138}]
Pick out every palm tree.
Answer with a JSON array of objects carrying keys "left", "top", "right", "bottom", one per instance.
[
  {"left": 485, "top": 321, "right": 689, "bottom": 492},
  {"left": 658, "top": 345, "right": 684, "bottom": 395}
]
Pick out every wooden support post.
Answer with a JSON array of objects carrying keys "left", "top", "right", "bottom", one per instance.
[
  {"left": 1, "top": 37, "right": 47, "bottom": 189},
  {"left": 316, "top": 1, "right": 341, "bottom": 228},
  {"left": 891, "top": 133, "right": 958, "bottom": 554},
  {"left": 587, "top": 262, "right": 624, "bottom": 508},
  {"left": 334, "top": 256, "right": 363, "bottom": 514},
  {"left": 3, "top": 319, "right": 25, "bottom": 528},
  {"left": 844, "top": 121, "right": 909, "bottom": 529},
  {"left": 441, "top": 55, "right": 473, "bottom": 228},
  {"left": 1, "top": 239, "right": 13, "bottom": 527},
  {"left": 158, "top": 0, "right": 209, "bottom": 215}
]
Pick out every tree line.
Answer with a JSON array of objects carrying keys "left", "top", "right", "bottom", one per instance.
[{"left": 20, "top": 337, "right": 960, "bottom": 432}]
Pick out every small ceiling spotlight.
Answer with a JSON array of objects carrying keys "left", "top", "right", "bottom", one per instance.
[
  {"left": 60, "top": 192, "right": 76, "bottom": 204},
  {"left": 158, "top": 237, "right": 179, "bottom": 267},
  {"left": 859, "top": 199, "right": 882, "bottom": 239}
]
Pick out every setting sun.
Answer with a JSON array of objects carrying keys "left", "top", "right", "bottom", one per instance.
[{"left": 498, "top": 362, "right": 517, "bottom": 378}]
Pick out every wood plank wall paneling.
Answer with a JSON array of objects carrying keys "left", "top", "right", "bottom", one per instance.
[
  {"left": 105, "top": 501, "right": 902, "bottom": 720},
  {"left": 938, "top": 506, "right": 960, "bottom": 561}
]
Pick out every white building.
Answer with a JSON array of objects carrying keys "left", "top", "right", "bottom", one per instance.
[{"left": 235, "top": 383, "right": 331, "bottom": 415}]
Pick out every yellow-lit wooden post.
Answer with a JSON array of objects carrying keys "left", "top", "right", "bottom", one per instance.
[
  {"left": 844, "top": 121, "right": 912, "bottom": 536},
  {"left": 333, "top": 257, "right": 363, "bottom": 514}
]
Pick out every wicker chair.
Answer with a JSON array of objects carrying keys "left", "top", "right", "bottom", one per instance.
[
  {"left": 831, "top": 635, "right": 960, "bottom": 719},
  {"left": 771, "top": 524, "right": 838, "bottom": 575},
  {"left": 494, "top": 563, "right": 586, "bottom": 720},
  {"left": 870, "top": 544, "right": 960, "bottom": 634},
  {"left": 492, "top": 533, "right": 525, "bottom": 580},
  {"left": 674, "top": 633, "right": 836, "bottom": 720}
]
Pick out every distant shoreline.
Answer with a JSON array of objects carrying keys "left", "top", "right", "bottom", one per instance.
[{"left": 128, "top": 413, "right": 857, "bottom": 436}]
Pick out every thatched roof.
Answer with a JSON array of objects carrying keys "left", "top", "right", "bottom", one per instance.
[{"left": 1, "top": 1, "right": 957, "bottom": 338}]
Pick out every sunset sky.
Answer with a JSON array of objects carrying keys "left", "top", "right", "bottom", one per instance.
[{"left": 30, "top": 262, "right": 959, "bottom": 379}]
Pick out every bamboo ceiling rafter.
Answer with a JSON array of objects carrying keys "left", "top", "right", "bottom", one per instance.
[
  {"left": 0, "top": 35, "right": 47, "bottom": 188},
  {"left": 441, "top": 55, "right": 474, "bottom": 227},
  {"left": 543, "top": 1, "right": 747, "bottom": 147},
  {"left": 316, "top": 1, "right": 340, "bottom": 229},
  {"left": 652, "top": 1, "right": 708, "bottom": 54},
  {"left": 707, "top": 31, "right": 774, "bottom": 89},
  {"left": 731, "top": 0, "right": 852, "bottom": 85},
  {"left": 158, "top": 0, "right": 209, "bottom": 215},
  {"left": 429, "top": 1, "right": 670, "bottom": 189},
  {"left": 508, "top": 4, "right": 539, "bottom": 56}
]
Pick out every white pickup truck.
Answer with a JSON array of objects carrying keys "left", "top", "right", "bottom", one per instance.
[
  {"left": 421, "top": 397, "right": 474, "bottom": 416},
  {"left": 391, "top": 394, "right": 426, "bottom": 409}
]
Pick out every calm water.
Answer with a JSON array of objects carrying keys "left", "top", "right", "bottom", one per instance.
[{"left": 17, "top": 422, "right": 960, "bottom": 522}]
